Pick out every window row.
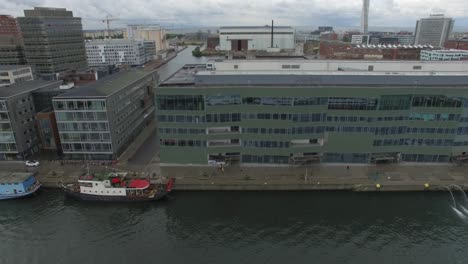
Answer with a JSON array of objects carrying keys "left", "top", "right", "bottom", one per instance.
[
  {"left": 53, "top": 100, "right": 106, "bottom": 111},
  {"left": 409, "top": 113, "right": 460, "bottom": 121},
  {"left": 0, "top": 123, "right": 11, "bottom": 132},
  {"left": 157, "top": 115, "right": 205, "bottom": 123},
  {"left": 60, "top": 132, "right": 111, "bottom": 142},
  {"left": 156, "top": 95, "right": 204, "bottom": 111},
  {"left": 456, "top": 127, "right": 468, "bottom": 135},
  {"left": 206, "top": 95, "right": 241, "bottom": 106},
  {"left": 241, "top": 155, "right": 289, "bottom": 164},
  {"left": 0, "top": 132, "right": 15, "bottom": 142},
  {"left": 160, "top": 139, "right": 206, "bottom": 147},
  {"left": 328, "top": 97, "right": 378, "bottom": 110},
  {"left": 373, "top": 138, "right": 454, "bottom": 147},
  {"left": 412, "top": 95, "right": 463, "bottom": 108},
  {"left": 401, "top": 154, "right": 450, "bottom": 163},
  {"left": 57, "top": 122, "right": 109, "bottom": 132},
  {"left": 323, "top": 153, "right": 370, "bottom": 163},
  {"left": 62, "top": 143, "right": 113, "bottom": 152},
  {"left": 158, "top": 128, "right": 206, "bottom": 135},
  {"left": 241, "top": 113, "right": 326, "bottom": 122},
  {"left": 243, "top": 140, "right": 290, "bottom": 148},
  {"left": 0, "top": 143, "right": 17, "bottom": 152},
  {"left": 55, "top": 111, "right": 108, "bottom": 122},
  {"left": 206, "top": 113, "right": 241, "bottom": 123}
]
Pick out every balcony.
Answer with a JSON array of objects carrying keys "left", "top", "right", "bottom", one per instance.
[
  {"left": 207, "top": 126, "right": 240, "bottom": 135},
  {"left": 208, "top": 139, "right": 241, "bottom": 147},
  {"left": 290, "top": 139, "right": 324, "bottom": 147}
]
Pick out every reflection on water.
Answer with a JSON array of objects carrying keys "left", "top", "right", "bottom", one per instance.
[{"left": 1, "top": 191, "right": 468, "bottom": 264}]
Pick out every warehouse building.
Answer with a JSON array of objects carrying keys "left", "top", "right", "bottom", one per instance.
[{"left": 219, "top": 26, "right": 295, "bottom": 51}]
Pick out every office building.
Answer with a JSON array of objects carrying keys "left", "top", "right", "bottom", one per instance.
[
  {"left": 17, "top": 7, "right": 88, "bottom": 78},
  {"left": 379, "top": 35, "right": 415, "bottom": 45},
  {"left": 85, "top": 39, "right": 154, "bottom": 67},
  {"left": 0, "top": 80, "right": 62, "bottom": 160},
  {"left": 0, "top": 15, "right": 26, "bottom": 65},
  {"left": 125, "top": 25, "right": 168, "bottom": 53},
  {"left": 53, "top": 70, "right": 156, "bottom": 160},
  {"left": 0, "top": 65, "right": 33, "bottom": 87},
  {"left": 421, "top": 49, "right": 468, "bottom": 61},
  {"left": 361, "top": 0, "right": 370, "bottom": 34},
  {"left": 156, "top": 60, "right": 468, "bottom": 165},
  {"left": 351, "top": 35, "right": 370, "bottom": 45},
  {"left": 219, "top": 26, "right": 295, "bottom": 51},
  {"left": 414, "top": 14, "right": 454, "bottom": 47},
  {"left": 143, "top": 41, "right": 156, "bottom": 61}
]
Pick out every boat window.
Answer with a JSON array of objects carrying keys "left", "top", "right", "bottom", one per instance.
[{"left": 79, "top": 182, "right": 93, "bottom": 187}]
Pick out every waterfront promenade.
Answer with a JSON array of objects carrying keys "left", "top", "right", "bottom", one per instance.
[{"left": 3, "top": 160, "right": 466, "bottom": 192}]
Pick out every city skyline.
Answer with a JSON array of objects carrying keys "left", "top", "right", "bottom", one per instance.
[{"left": 1, "top": 0, "right": 468, "bottom": 31}]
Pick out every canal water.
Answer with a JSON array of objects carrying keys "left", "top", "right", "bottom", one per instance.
[
  {"left": 1, "top": 191, "right": 468, "bottom": 264},
  {"left": 156, "top": 45, "right": 212, "bottom": 82}
]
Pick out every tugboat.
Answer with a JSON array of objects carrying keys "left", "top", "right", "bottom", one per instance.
[
  {"left": 0, "top": 172, "right": 41, "bottom": 200},
  {"left": 60, "top": 172, "right": 175, "bottom": 202}
]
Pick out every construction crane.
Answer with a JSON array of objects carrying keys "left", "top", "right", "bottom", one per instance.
[{"left": 101, "top": 15, "right": 120, "bottom": 37}]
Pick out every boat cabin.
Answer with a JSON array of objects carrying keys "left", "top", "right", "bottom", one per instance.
[{"left": 0, "top": 172, "right": 38, "bottom": 195}]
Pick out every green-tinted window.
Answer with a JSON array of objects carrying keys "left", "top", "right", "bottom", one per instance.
[
  {"left": 379, "top": 95, "right": 412, "bottom": 110},
  {"left": 157, "top": 95, "right": 204, "bottom": 111}
]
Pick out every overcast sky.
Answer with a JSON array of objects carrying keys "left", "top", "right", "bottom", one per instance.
[{"left": 2, "top": 0, "right": 468, "bottom": 31}]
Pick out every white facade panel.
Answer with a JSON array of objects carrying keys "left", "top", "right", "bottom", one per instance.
[
  {"left": 208, "top": 59, "right": 468, "bottom": 73},
  {"left": 219, "top": 26, "right": 295, "bottom": 51},
  {"left": 85, "top": 39, "right": 149, "bottom": 67}
]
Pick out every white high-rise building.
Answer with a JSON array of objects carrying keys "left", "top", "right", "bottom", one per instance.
[
  {"left": 414, "top": 14, "right": 454, "bottom": 47},
  {"left": 361, "top": 0, "right": 369, "bottom": 34}
]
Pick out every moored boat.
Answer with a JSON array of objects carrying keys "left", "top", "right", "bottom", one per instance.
[
  {"left": 0, "top": 172, "right": 41, "bottom": 200},
  {"left": 60, "top": 172, "right": 175, "bottom": 202}
]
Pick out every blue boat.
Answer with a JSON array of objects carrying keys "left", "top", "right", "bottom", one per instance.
[{"left": 0, "top": 172, "right": 41, "bottom": 200}]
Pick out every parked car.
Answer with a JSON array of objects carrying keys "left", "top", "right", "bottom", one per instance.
[{"left": 25, "top": 160, "right": 40, "bottom": 167}]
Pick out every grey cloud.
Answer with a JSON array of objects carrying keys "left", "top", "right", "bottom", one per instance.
[{"left": 2, "top": 0, "right": 468, "bottom": 30}]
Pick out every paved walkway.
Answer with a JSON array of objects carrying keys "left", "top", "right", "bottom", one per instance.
[{"left": 15, "top": 160, "right": 468, "bottom": 191}]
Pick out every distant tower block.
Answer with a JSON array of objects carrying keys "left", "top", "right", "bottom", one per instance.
[{"left": 361, "top": 0, "right": 369, "bottom": 34}]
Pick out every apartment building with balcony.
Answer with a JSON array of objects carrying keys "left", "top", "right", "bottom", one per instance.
[{"left": 53, "top": 70, "right": 156, "bottom": 160}]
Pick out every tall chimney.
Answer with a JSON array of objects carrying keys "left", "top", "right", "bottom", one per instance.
[
  {"left": 271, "top": 20, "right": 274, "bottom": 48},
  {"left": 361, "top": 0, "right": 369, "bottom": 34}
]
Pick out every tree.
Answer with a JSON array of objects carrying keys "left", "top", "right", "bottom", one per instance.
[{"left": 192, "top": 47, "right": 202, "bottom": 57}]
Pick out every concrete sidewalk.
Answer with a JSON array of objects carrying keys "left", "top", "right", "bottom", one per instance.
[{"left": 26, "top": 159, "right": 468, "bottom": 191}]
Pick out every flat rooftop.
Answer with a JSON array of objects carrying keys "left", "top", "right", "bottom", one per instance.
[
  {"left": 0, "top": 80, "right": 62, "bottom": 98},
  {"left": 161, "top": 64, "right": 206, "bottom": 86},
  {"left": 161, "top": 60, "right": 468, "bottom": 87},
  {"left": 55, "top": 70, "right": 154, "bottom": 98},
  {"left": 0, "top": 172, "right": 32, "bottom": 184}
]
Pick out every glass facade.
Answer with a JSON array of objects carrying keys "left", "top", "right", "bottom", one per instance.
[
  {"left": 156, "top": 91, "right": 468, "bottom": 165},
  {"left": 54, "top": 99, "right": 112, "bottom": 156}
]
